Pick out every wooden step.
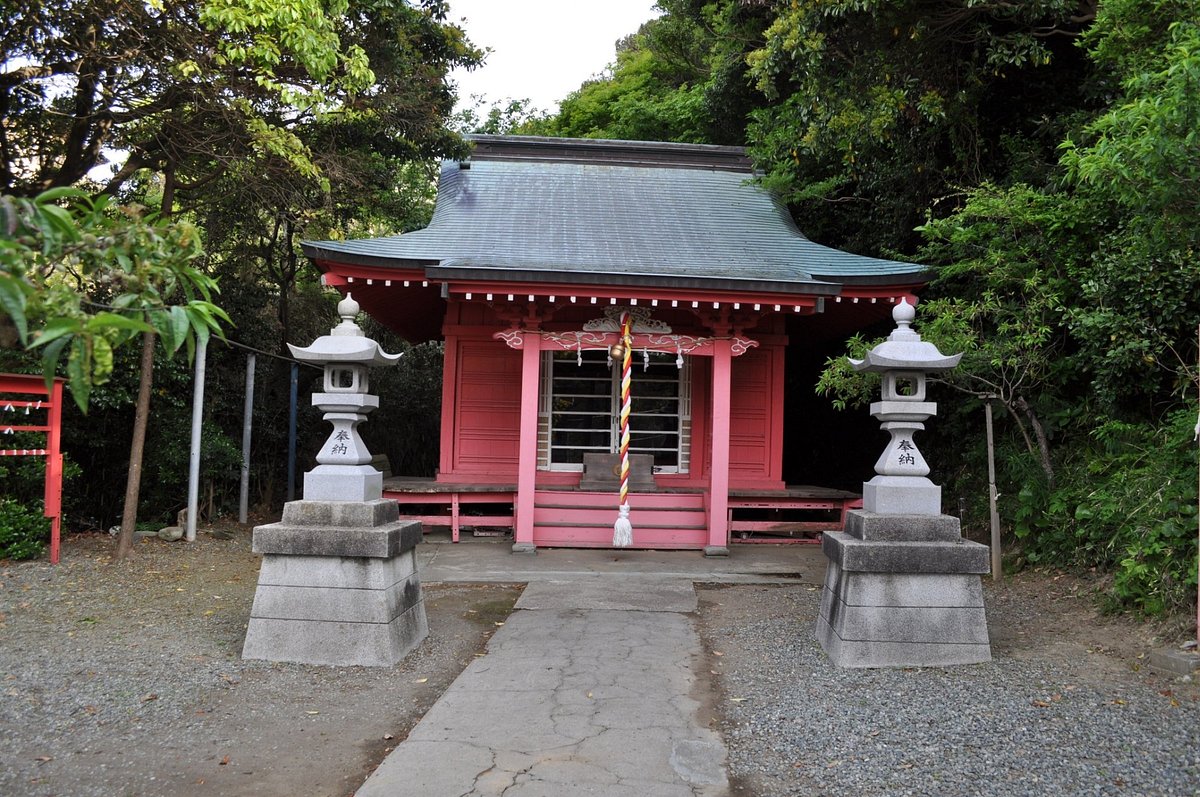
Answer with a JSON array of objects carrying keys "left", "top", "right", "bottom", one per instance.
[
  {"left": 533, "top": 524, "right": 708, "bottom": 549},
  {"left": 534, "top": 506, "right": 706, "bottom": 526},
  {"left": 534, "top": 490, "right": 705, "bottom": 511},
  {"left": 533, "top": 521, "right": 707, "bottom": 531}
]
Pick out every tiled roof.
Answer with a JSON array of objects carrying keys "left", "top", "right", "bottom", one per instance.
[{"left": 302, "top": 136, "right": 926, "bottom": 292}]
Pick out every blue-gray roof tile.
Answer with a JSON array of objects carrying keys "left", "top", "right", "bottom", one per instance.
[{"left": 302, "top": 136, "right": 925, "bottom": 292}]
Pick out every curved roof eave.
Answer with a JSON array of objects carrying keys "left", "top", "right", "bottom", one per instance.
[
  {"left": 302, "top": 136, "right": 930, "bottom": 293},
  {"left": 426, "top": 260, "right": 845, "bottom": 297}
]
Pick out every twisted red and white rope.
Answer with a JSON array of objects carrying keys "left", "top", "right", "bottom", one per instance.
[
  {"left": 613, "top": 310, "right": 634, "bottom": 547},
  {"left": 617, "top": 311, "right": 633, "bottom": 509}
]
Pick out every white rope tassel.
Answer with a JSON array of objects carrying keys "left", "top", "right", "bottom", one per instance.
[{"left": 613, "top": 503, "right": 633, "bottom": 547}]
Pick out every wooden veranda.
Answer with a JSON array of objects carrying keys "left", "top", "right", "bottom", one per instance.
[{"left": 382, "top": 476, "right": 860, "bottom": 547}]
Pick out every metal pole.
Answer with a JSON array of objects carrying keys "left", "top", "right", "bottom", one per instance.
[
  {"left": 287, "top": 362, "right": 298, "bottom": 502},
  {"left": 985, "top": 398, "right": 1001, "bottom": 580},
  {"left": 239, "top": 353, "right": 255, "bottom": 524},
  {"left": 186, "top": 335, "right": 208, "bottom": 542}
]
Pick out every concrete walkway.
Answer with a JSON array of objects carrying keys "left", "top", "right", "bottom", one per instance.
[
  {"left": 415, "top": 536, "right": 826, "bottom": 584},
  {"left": 356, "top": 542, "right": 825, "bottom": 796}
]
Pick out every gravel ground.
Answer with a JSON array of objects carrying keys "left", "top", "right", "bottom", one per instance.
[
  {"left": 3, "top": 528, "right": 1197, "bottom": 797},
  {"left": 697, "top": 578, "right": 1200, "bottom": 797},
  {"left": 0, "top": 528, "right": 521, "bottom": 797}
]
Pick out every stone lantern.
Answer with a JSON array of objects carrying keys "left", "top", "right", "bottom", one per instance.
[
  {"left": 817, "top": 299, "right": 991, "bottom": 668},
  {"left": 243, "top": 293, "right": 428, "bottom": 668},
  {"left": 851, "top": 298, "right": 960, "bottom": 516},
  {"left": 287, "top": 293, "right": 401, "bottom": 502}
]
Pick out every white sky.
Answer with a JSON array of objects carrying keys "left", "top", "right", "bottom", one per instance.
[{"left": 447, "top": 1, "right": 661, "bottom": 115}]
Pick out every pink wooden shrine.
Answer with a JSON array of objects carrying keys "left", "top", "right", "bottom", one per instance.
[{"left": 304, "top": 136, "right": 927, "bottom": 553}]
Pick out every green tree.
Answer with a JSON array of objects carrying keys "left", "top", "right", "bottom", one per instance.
[
  {"left": 1, "top": 0, "right": 481, "bottom": 558},
  {"left": 526, "top": 0, "right": 772, "bottom": 144},
  {"left": 816, "top": 1, "right": 1200, "bottom": 614},
  {"left": 0, "top": 189, "right": 227, "bottom": 406},
  {"left": 746, "top": 0, "right": 1098, "bottom": 254},
  {"left": 1060, "top": 3, "right": 1200, "bottom": 409},
  {"left": 0, "top": 188, "right": 232, "bottom": 559},
  {"left": 453, "top": 97, "right": 550, "bottom": 135},
  {"left": 1, "top": 0, "right": 380, "bottom": 198}
]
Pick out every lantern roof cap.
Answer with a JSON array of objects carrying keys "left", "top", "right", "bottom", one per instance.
[
  {"left": 849, "top": 299, "right": 961, "bottom": 372},
  {"left": 287, "top": 293, "right": 402, "bottom": 366}
]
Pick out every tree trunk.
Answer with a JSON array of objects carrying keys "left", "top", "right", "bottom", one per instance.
[
  {"left": 114, "top": 163, "right": 176, "bottom": 561},
  {"left": 997, "top": 395, "right": 1038, "bottom": 469},
  {"left": 114, "top": 330, "right": 156, "bottom": 561},
  {"left": 277, "top": 215, "right": 299, "bottom": 355},
  {"left": 1016, "top": 395, "right": 1054, "bottom": 488}
]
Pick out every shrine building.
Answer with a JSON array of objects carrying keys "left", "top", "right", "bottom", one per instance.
[{"left": 302, "top": 135, "right": 927, "bottom": 554}]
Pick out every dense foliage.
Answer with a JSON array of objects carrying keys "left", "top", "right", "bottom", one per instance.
[
  {"left": 1, "top": 188, "right": 228, "bottom": 408},
  {"left": 0, "top": 0, "right": 478, "bottom": 539},
  {"left": 527, "top": 0, "right": 1198, "bottom": 616},
  {"left": 0, "top": 497, "right": 49, "bottom": 560},
  {"left": 522, "top": 0, "right": 771, "bottom": 144},
  {"left": 2, "top": 0, "right": 1196, "bottom": 616}
]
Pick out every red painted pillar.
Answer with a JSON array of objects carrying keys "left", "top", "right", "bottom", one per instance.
[
  {"left": 46, "top": 380, "right": 63, "bottom": 564},
  {"left": 706, "top": 338, "right": 732, "bottom": 555},
  {"left": 513, "top": 334, "right": 541, "bottom": 554},
  {"left": 437, "top": 336, "right": 459, "bottom": 478}
]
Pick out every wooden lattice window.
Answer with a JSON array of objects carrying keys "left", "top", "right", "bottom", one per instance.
[{"left": 539, "top": 349, "right": 690, "bottom": 473}]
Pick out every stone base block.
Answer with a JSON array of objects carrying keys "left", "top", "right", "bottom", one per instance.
[
  {"left": 281, "top": 498, "right": 398, "bottom": 527},
  {"left": 304, "top": 464, "right": 383, "bottom": 502},
  {"left": 242, "top": 502, "right": 427, "bottom": 668},
  {"left": 844, "top": 510, "right": 962, "bottom": 542},
  {"left": 822, "top": 530, "right": 990, "bottom": 574},
  {"left": 243, "top": 600, "right": 428, "bottom": 668},
  {"left": 242, "top": 550, "right": 427, "bottom": 667},
  {"left": 253, "top": 517, "right": 422, "bottom": 559},
  {"left": 863, "top": 475, "right": 941, "bottom": 515},
  {"left": 817, "top": 613, "right": 991, "bottom": 668},
  {"left": 817, "top": 558, "right": 991, "bottom": 668},
  {"left": 1148, "top": 648, "right": 1200, "bottom": 677}
]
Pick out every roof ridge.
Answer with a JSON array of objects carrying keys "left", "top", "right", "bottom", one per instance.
[{"left": 462, "top": 134, "right": 753, "bottom": 173}]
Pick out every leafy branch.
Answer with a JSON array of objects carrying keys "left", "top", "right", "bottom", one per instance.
[{"left": 0, "top": 188, "right": 230, "bottom": 410}]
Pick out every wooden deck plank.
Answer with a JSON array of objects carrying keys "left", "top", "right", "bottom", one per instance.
[{"left": 381, "top": 477, "right": 860, "bottom": 547}]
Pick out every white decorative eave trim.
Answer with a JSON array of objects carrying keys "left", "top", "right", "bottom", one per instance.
[{"left": 492, "top": 329, "right": 758, "bottom": 357}]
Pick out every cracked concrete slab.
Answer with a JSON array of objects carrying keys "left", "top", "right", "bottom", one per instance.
[
  {"left": 516, "top": 580, "right": 698, "bottom": 612},
  {"left": 356, "top": 580, "right": 729, "bottom": 797}
]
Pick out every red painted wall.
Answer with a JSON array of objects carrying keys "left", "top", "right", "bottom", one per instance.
[
  {"left": 729, "top": 345, "right": 784, "bottom": 487},
  {"left": 438, "top": 301, "right": 522, "bottom": 483},
  {"left": 452, "top": 339, "right": 521, "bottom": 476},
  {"left": 436, "top": 303, "right": 786, "bottom": 491}
]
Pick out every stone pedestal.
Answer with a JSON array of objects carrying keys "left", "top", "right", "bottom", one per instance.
[
  {"left": 303, "top": 463, "right": 383, "bottom": 502},
  {"left": 242, "top": 499, "right": 428, "bottom": 667},
  {"left": 817, "top": 510, "right": 991, "bottom": 667}
]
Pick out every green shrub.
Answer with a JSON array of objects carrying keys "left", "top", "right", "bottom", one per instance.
[
  {"left": 0, "top": 498, "right": 48, "bottom": 560},
  {"left": 1014, "top": 405, "right": 1199, "bottom": 615}
]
